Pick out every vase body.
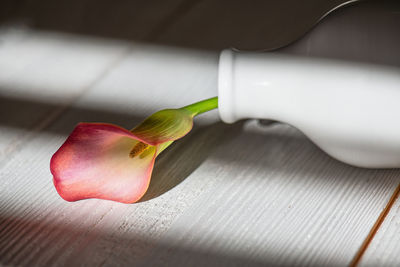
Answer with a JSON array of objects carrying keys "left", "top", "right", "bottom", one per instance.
[{"left": 218, "top": 49, "right": 400, "bottom": 168}]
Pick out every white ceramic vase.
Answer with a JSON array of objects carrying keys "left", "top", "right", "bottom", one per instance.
[{"left": 218, "top": 49, "right": 400, "bottom": 168}]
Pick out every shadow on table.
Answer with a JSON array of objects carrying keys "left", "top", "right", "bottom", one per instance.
[
  {"left": 2, "top": 0, "right": 399, "bottom": 68},
  {"left": 140, "top": 122, "right": 244, "bottom": 202},
  {"left": 0, "top": 0, "right": 347, "bottom": 51},
  {"left": 0, "top": 213, "right": 340, "bottom": 266},
  {"left": 0, "top": 93, "right": 150, "bottom": 135}
]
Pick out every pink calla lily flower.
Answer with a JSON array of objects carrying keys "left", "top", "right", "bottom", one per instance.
[
  {"left": 50, "top": 109, "right": 194, "bottom": 203},
  {"left": 50, "top": 97, "right": 218, "bottom": 204}
]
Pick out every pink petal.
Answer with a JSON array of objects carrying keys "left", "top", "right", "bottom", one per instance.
[{"left": 50, "top": 123, "right": 157, "bottom": 203}]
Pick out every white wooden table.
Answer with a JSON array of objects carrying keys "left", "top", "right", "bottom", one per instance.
[{"left": 1, "top": 1, "right": 400, "bottom": 266}]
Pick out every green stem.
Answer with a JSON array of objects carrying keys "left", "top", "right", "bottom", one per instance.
[
  {"left": 155, "top": 97, "right": 218, "bottom": 156},
  {"left": 181, "top": 96, "right": 218, "bottom": 117}
]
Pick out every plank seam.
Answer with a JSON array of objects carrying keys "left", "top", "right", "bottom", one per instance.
[{"left": 349, "top": 181, "right": 400, "bottom": 267}]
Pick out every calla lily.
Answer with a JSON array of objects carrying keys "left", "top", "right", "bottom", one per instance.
[{"left": 50, "top": 97, "right": 218, "bottom": 203}]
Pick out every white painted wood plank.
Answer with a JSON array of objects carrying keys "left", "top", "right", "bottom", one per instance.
[
  {"left": 0, "top": 0, "right": 188, "bottom": 165},
  {"left": 0, "top": 27, "right": 131, "bottom": 167},
  {"left": 1, "top": 37, "right": 400, "bottom": 266},
  {"left": 0, "top": 43, "right": 220, "bottom": 266},
  {"left": 360, "top": 191, "right": 400, "bottom": 267},
  {"left": 1, "top": 2, "right": 400, "bottom": 264},
  {"left": 142, "top": 122, "right": 400, "bottom": 266}
]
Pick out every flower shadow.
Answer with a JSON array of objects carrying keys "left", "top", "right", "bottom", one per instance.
[{"left": 139, "top": 121, "right": 244, "bottom": 202}]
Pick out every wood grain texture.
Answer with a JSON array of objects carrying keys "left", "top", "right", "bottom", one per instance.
[
  {"left": 1, "top": 1, "right": 400, "bottom": 266},
  {"left": 144, "top": 123, "right": 400, "bottom": 266}
]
